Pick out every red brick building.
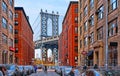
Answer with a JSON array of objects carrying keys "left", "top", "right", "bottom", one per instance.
[
  {"left": 78, "top": 0, "right": 120, "bottom": 67},
  {"left": 58, "top": 1, "right": 78, "bottom": 66},
  {"left": 0, "top": 0, "right": 15, "bottom": 64},
  {"left": 14, "top": 7, "right": 34, "bottom": 65}
]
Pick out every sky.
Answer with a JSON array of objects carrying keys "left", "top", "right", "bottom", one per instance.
[
  {"left": 15, "top": 0, "right": 78, "bottom": 40},
  {"left": 15, "top": 0, "right": 78, "bottom": 58}
]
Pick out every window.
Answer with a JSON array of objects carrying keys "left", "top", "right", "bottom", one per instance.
[
  {"left": 15, "top": 13, "right": 18, "bottom": 18},
  {"left": 74, "top": 46, "right": 78, "bottom": 53},
  {"left": 15, "top": 57, "right": 18, "bottom": 63},
  {"left": 90, "top": 0, "right": 94, "bottom": 9},
  {"left": 84, "top": 21, "right": 88, "bottom": 32},
  {"left": 80, "top": 13, "right": 82, "bottom": 22},
  {"left": 15, "top": 38, "right": 18, "bottom": 43},
  {"left": 15, "top": 20, "right": 18, "bottom": 25},
  {"left": 2, "top": 17, "right": 7, "bottom": 29},
  {"left": 9, "top": 10, "right": 13, "bottom": 21},
  {"left": 9, "top": 0, "right": 13, "bottom": 7},
  {"left": 84, "top": 36, "right": 88, "bottom": 46},
  {"left": 2, "top": 1, "right": 7, "bottom": 13},
  {"left": 15, "top": 29, "right": 18, "bottom": 34},
  {"left": 108, "top": 0, "right": 117, "bottom": 12},
  {"left": 90, "top": 32, "right": 94, "bottom": 44},
  {"left": 75, "top": 27, "right": 78, "bottom": 34},
  {"left": 89, "top": 15, "right": 94, "bottom": 26},
  {"left": 84, "top": 6, "right": 87, "bottom": 16},
  {"left": 9, "top": 54, "right": 13, "bottom": 63},
  {"left": 96, "top": 5, "right": 104, "bottom": 20},
  {"left": 108, "top": 19, "right": 118, "bottom": 37},
  {"left": 75, "top": 17, "right": 78, "bottom": 23},
  {"left": 97, "top": 27, "right": 103, "bottom": 40},
  {"left": 2, "top": 51, "right": 8, "bottom": 64},
  {"left": 80, "top": 0, "right": 82, "bottom": 9},
  {"left": 80, "top": 26, "right": 82, "bottom": 35},
  {"left": 108, "top": 46, "right": 118, "bottom": 66},
  {"left": 9, "top": 25, "right": 13, "bottom": 34},
  {"left": 2, "top": 33, "right": 7, "bottom": 44},
  {"left": 75, "top": 8, "right": 78, "bottom": 13},
  {"left": 80, "top": 40, "right": 82, "bottom": 48},
  {"left": 75, "top": 36, "right": 78, "bottom": 43},
  {"left": 15, "top": 48, "right": 18, "bottom": 53},
  {"left": 9, "top": 39, "right": 13, "bottom": 47}
]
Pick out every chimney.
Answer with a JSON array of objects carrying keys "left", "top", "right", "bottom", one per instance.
[{"left": 27, "top": 16, "right": 29, "bottom": 20}]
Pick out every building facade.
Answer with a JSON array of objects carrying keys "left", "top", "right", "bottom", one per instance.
[
  {"left": 59, "top": 1, "right": 78, "bottom": 66},
  {"left": 0, "top": 0, "right": 15, "bottom": 64},
  {"left": 15, "top": 7, "right": 34, "bottom": 65},
  {"left": 78, "top": 0, "right": 120, "bottom": 67}
]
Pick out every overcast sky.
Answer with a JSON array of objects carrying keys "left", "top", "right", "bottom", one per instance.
[{"left": 15, "top": 0, "right": 78, "bottom": 40}]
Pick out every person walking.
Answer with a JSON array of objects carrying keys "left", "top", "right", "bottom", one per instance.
[
  {"left": 44, "top": 66, "right": 47, "bottom": 73},
  {"left": 34, "top": 65, "right": 37, "bottom": 73}
]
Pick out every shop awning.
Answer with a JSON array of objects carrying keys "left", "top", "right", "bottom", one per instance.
[
  {"left": 87, "top": 51, "right": 93, "bottom": 56},
  {"left": 9, "top": 47, "right": 15, "bottom": 52}
]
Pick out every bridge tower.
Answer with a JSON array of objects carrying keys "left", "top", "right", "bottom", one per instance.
[
  {"left": 40, "top": 9, "right": 59, "bottom": 37},
  {"left": 39, "top": 9, "right": 59, "bottom": 66}
]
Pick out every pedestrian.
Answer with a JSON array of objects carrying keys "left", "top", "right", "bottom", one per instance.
[
  {"left": 94, "top": 64, "right": 98, "bottom": 69},
  {"left": 60, "top": 68, "right": 63, "bottom": 76},
  {"left": 34, "top": 65, "right": 37, "bottom": 73},
  {"left": 68, "top": 66, "right": 75, "bottom": 76},
  {"left": 83, "top": 64, "right": 87, "bottom": 71},
  {"left": 44, "top": 66, "right": 47, "bottom": 73}
]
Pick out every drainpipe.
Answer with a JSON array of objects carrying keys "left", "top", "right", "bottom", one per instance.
[{"left": 105, "top": 0, "right": 108, "bottom": 71}]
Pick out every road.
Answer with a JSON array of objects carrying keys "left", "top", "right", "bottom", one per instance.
[{"left": 30, "top": 69, "right": 60, "bottom": 76}]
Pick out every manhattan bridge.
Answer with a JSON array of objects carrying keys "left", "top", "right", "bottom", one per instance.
[{"left": 34, "top": 9, "right": 59, "bottom": 66}]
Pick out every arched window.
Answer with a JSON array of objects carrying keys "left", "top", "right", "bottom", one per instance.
[
  {"left": 2, "top": 51, "right": 8, "bottom": 64},
  {"left": 9, "top": 53, "right": 13, "bottom": 63}
]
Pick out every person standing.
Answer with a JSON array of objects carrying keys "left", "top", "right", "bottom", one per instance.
[
  {"left": 69, "top": 67, "right": 75, "bottom": 76},
  {"left": 60, "top": 68, "right": 63, "bottom": 76},
  {"left": 44, "top": 66, "right": 47, "bottom": 73},
  {"left": 94, "top": 64, "right": 98, "bottom": 69}
]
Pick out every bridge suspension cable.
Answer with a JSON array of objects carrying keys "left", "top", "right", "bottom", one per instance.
[{"left": 32, "top": 12, "right": 41, "bottom": 41}]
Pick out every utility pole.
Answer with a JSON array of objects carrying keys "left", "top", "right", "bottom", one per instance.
[{"left": 105, "top": 0, "right": 108, "bottom": 70}]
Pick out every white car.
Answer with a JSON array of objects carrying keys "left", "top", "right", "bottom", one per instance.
[{"left": 74, "top": 69, "right": 81, "bottom": 76}]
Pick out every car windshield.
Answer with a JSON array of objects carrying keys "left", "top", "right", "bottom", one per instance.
[
  {"left": 65, "top": 68, "right": 71, "bottom": 73},
  {"left": 6, "top": 65, "right": 15, "bottom": 70},
  {"left": 18, "top": 66, "right": 23, "bottom": 70}
]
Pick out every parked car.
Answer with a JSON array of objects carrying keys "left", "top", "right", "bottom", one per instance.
[
  {"left": 84, "top": 69, "right": 120, "bottom": 76},
  {"left": 63, "top": 67, "right": 72, "bottom": 76},
  {"left": 74, "top": 69, "right": 81, "bottom": 76},
  {"left": 27, "top": 65, "right": 35, "bottom": 74},
  {"left": 0, "top": 71, "right": 3, "bottom": 76},
  {"left": 6, "top": 64, "right": 21, "bottom": 76},
  {"left": 24, "top": 66, "right": 34, "bottom": 75},
  {"left": 18, "top": 65, "right": 27, "bottom": 76},
  {"left": 0, "top": 65, "right": 4, "bottom": 76}
]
